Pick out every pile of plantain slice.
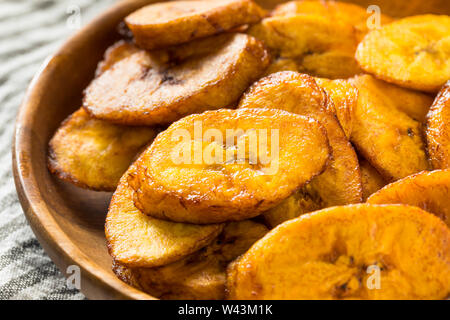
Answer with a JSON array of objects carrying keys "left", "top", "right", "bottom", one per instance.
[{"left": 48, "top": 0, "right": 450, "bottom": 300}]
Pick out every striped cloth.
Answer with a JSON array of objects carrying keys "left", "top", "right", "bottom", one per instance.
[{"left": 0, "top": 0, "right": 115, "bottom": 300}]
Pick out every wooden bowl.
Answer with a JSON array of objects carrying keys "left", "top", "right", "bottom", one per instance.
[
  {"left": 12, "top": 0, "right": 449, "bottom": 300},
  {"left": 12, "top": 0, "right": 159, "bottom": 300}
]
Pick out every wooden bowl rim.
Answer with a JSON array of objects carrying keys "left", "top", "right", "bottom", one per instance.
[{"left": 12, "top": 0, "right": 157, "bottom": 300}]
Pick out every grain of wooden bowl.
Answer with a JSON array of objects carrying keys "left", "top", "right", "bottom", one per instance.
[{"left": 12, "top": 0, "right": 450, "bottom": 300}]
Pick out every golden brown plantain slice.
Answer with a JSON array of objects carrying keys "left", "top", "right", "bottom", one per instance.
[
  {"left": 49, "top": 40, "right": 155, "bottom": 191},
  {"left": 359, "top": 157, "right": 386, "bottom": 201},
  {"left": 129, "top": 108, "right": 331, "bottom": 224},
  {"left": 83, "top": 33, "right": 270, "bottom": 126},
  {"left": 112, "top": 220, "right": 268, "bottom": 299},
  {"left": 48, "top": 108, "right": 157, "bottom": 191},
  {"left": 272, "top": 0, "right": 393, "bottom": 41},
  {"left": 239, "top": 72, "right": 362, "bottom": 222},
  {"left": 125, "top": 0, "right": 266, "bottom": 50},
  {"left": 105, "top": 166, "right": 224, "bottom": 268},
  {"left": 248, "top": 13, "right": 361, "bottom": 78},
  {"left": 326, "top": 72, "right": 431, "bottom": 128},
  {"left": 356, "top": 15, "right": 450, "bottom": 93},
  {"left": 348, "top": 75, "right": 430, "bottom": 182},
  {"left": 227, "top": 204, "right": 450, "bottom": 300},
  {"left": 426, "top": 81, "right": 450, "bottom": 169},
  {"left": 257, "top": 0, "right": 450, "bottom": 17},
  {"left": 248, "top": 1, "right": 391, "bottom": 79},
  {"left": 315, "top": 77, "right": 358, "bottom": 139},
  {"left": 367, "top": 169, "right": 450, "bottom": 227}
]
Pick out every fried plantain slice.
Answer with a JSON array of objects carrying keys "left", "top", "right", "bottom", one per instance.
[
  {"left": 360, "top": 77, "right": 433, "bottom": 124},
  {"left": 129, "top": 108, "right": 331, "bottom": 224},
  {"left": 112, "top": 220, "right": 268, "bottom": 299},
  {"left": 227, "top": 204, "right": 450, "bottom": 300},
  {"left": 315, "top": 77, "right": 358, "bottom": 139},
  {"left": 426, "top": 81, "right": 450, "bottom": 169},
  {"left": 248, "top": 2, "right": 391, "bottom": 79},
  {"left": 125, "top": 0, "right": 266, "bottom": 50},
  {"left": 348, "top": 75, "right": 430, "bottom": 182},
  {"left": 359, "top": 157, "right": 386, "bottom": 201},
  {"left": 83, "top": 33, "right": 270, "bottom": 126},
  {"left": 335, "top": 72, "right": 432, "bottom": 126},
  {"left": 239, "top": 72, "right": 362, "bottom": 208},
  {"left": 367, "top": 170, "right": 450, "bottom": 227},
  {"left": 271, "top": 1, "right": 393, "bottom": 41},
  {"left": 356, "top": 15, "right": 450, "bottom": 93},
  {"left": 47, "top": 40, "right": 157, "bottom": 191},
  {"left": 48, "top": 108, "right": 157, "bottom": 191},
  {"left": 336, "top": 0, "right": 450, "bottom": 18},
  {"left": 105, "top": 166, "right": 224, "bottom": 268},
  {"left": 257, "top": 0, "right": 450, "bottom": 17},
  {"left": 263, "top": 53, "right": 362, "bottom": 80},
  {"left": 49, "top": 40, "right": 157, "bottom": 191},
  {"left": 248, "top": 13, "right": 360, "bottom": 79}
]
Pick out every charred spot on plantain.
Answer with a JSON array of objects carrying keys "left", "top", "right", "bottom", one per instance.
[
  {"left": 321, "top": 239, "right": 347, "bottom": 264},
  {"left": 178, "top": 198, "right": 188, "bottom": 210},
  {"left": 254, "top": 199, "right": 265, "bottom": 209},
  {"left": 161, "top": 71, "right": 183, "bottom": 85},
  {"left": 203, "top": 14, "right": 226, "bottom": 33},
  {"left": 138, "top": 66, "right": 156, "bottom": 80},
  {"left": 339, "top": 282, "right": 348, "bottom": 291},
  {"left": 414, "top": 44, "right": 438, "bottom": 56}
]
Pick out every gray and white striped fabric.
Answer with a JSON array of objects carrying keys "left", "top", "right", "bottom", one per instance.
[{"left": 0, "top": 0, "right": 115, "bottom": 300}]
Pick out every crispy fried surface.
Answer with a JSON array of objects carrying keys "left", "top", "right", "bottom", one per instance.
[
  {"left": 248, "top": 1, "right": 391, "bottom": 79},
  {"left": 367, "top": 170, "right": 450, "bottom": 227},
  {"left": 348, "top": 75, "right": 430, "bottom": 181},
  {"left": 125, "top": 0, "right": 266, "bottom": 50},
  {"left": 48, "top": 41, "right": 156, "bottom": 191},
  {"left": 315, "top": 77, "right": 358, "bottom": 139},
  {"left": 262, "top": 184, "right": 323, "bottom": 228},
  {"left": 83, "top": 33, "right": 270, "bottom": 126},
  {"left": 356, "top": 15, "right": 450, "bottom": 93},
  {"left": 340, "top": 0, "right": 450, "bottom": 18},
  {"left": 248, "top": 14, "right": 360, "bottom": 78},
  {"left": 105, "top": 166, "right": 224, "bottom": 268},
  {"left": 129, "top": 108, "right": 331, "bottom": 224},
  {"left": 426, "top": 81, "right": 450, "bottom": 169},
  {"left": 359, "top": 157, "right": 386, "bottom": 201},
  {"left": 95, "top": 40, "right": 140, "bottom": 76},
  {"left": 362, "top": 78, "right": 433, "bottom": 124},
  {"left": 227, "top": 204, "right": 450, "bottom": 300},
  {"left": 257, "top": 0, "right": 450, "bottom": 17},
  {"left": 272, "top": 1, "right": 392, "bottom": 41},
  {"left": 263, "top": 56, "right": 299, "bottom": 76},
  {"left": 113, "top": 220, "right": 268, "bottom": 299},
  {"left": 48, "top": 108, "right": 156, "bottom": 191},
  {"left": 239, "top": 72, "right": 362, "bottom": 208}
]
